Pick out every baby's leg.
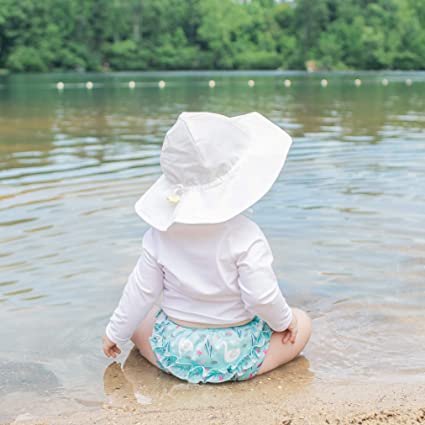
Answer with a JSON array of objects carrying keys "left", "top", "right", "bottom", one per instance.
[
  {"left": 257, "top": 307, "right": 312, "bottom": 375},
  {"left": 131, "top": 305, "right": 161, "bottom": 368}
]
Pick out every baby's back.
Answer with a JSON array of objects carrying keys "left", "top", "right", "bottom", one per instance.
[
  {"left": 106, "top": 213, "right": 292, "bottom": 344},
  {"left": 146, "top": 214, "right": 261, "bottom": 324}
]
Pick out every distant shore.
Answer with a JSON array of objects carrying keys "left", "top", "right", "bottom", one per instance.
[{"left": 1, "top": 68, "right": 425, "bottom": 76}]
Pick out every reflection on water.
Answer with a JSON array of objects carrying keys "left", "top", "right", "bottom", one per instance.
[{"left": 0, "top": 71, "right": 424, "bottom": 419}]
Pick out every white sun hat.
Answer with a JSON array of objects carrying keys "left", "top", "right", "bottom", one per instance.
[{"left": 135, "top": 111, "right": 293, "bottom": 231}]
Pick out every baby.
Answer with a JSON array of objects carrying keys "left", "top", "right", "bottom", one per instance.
[{"left": 103, "top": 112, "right": 312, "bottom": 383}]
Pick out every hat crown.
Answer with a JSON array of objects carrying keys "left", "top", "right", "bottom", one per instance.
[{"left": 160, "top": 112, "right": 248, "bottom": 186}]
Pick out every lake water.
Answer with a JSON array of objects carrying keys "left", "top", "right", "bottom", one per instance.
[{"left": 0, "top": 71, "right": 424, "bottom": 420}]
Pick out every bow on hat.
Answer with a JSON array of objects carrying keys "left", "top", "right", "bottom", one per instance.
[{"left": 166, "top": 184, "right": 184, "bottom": 204}]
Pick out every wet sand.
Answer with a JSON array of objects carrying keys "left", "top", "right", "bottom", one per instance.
[{"left": 6, "top": 347, "right": 425, "bottom": 425}]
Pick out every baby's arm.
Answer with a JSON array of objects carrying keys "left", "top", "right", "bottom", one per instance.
[
  {"left": 236, "top": 226, "right": 293, "bottom": 333},
  {"left": 104, "top": 229, "right": 163, "bottom": 356}
]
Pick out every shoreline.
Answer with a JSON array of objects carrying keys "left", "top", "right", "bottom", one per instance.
[
  {"left": 2, "top": 69, "right": 425, "bottom": 77},
  {"left": 7, "top": 382, "right": 425, "bottom": 425},
  {"left": 5, "top": 350, "right": 425, "bottom": 425}
]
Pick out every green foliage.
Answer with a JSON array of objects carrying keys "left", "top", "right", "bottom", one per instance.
[
  {"left": 6, "top": 46, "right": 48, "bottom": 72},
  {"left": 0, "top": 0, "right": 424, "bottom": 72},
  {"left": 102, "top": 40, "right": 149, "bottom": 70},
  {"left": 151, "top": 29, "right": 201, "bottom": 69}
]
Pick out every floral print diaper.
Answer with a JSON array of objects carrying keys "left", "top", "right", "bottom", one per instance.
[{"left": 149, "top": 309, "right": 273, "bottom": 384}]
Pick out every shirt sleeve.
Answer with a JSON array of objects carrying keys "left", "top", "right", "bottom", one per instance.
[
  {"left": 105, "top": 229, "right": 163, "bottom": 344},
  {"left": 235, "top": 225, "right": 293, "bottom": 332}
]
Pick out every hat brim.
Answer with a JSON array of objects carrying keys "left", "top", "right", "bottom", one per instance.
[{"left": 135, "top": 112, "right": 292, "bottom": 231}]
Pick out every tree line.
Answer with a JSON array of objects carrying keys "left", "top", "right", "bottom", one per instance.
[{"left": 0, "top": 0, "right": 424, "bottom": 73}]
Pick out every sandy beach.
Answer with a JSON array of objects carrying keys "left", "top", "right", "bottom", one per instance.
[{"left": 5, "top": 347, "right": 425, "bottom": 425}]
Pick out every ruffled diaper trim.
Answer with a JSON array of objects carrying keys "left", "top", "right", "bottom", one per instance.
[{"left": 149, "top": 314, "right": 272, "bottom": 384}]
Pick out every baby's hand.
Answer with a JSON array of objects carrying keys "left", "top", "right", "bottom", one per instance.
[
  {"left": 281, "top": 314, "right": 298, "bottom": 344},
  {"left": 103, "top": 335, "right": 121, "bottom": 358}
]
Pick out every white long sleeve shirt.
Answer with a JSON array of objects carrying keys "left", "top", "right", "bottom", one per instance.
[{"left": 105, "top": 214, "right": 293, "bottom": 344}]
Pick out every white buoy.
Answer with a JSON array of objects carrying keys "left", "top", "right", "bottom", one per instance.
[
  {"left": 208, "top": 80, "right": 216, "bottom": 88},
  {"left": 382, "top": 79, "right": 389, "bottom": 86},
  {"left": 85, "top": 81, "right": 93, "bottom": 89},
  {"left": 283, "top": 79, "right": 291, "bottom": 88},
  {"left": 158, "top": 80, "right": 166, "bottom": 89},
  {"left": 128, "top": 81, "right": 136, "bottom": 89},
  {"left": 406, "top": 79, "right": 412, "bottom": 86},
  {"left": 354, "top": 79, "right": 362, "bottom": 87},
  {"left": 56, "top": 81, "right": 64, "bottom": 90},
  {"left": 248, "top": 79, "right": 255, "bottom": 87},
  {"left": 320, "top": 79, "right": 328, "bottom": 88}
]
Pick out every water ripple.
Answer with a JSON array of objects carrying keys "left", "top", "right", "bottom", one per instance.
[{"left": 0, "top": 72, "right": 424, "bottom": 405}]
